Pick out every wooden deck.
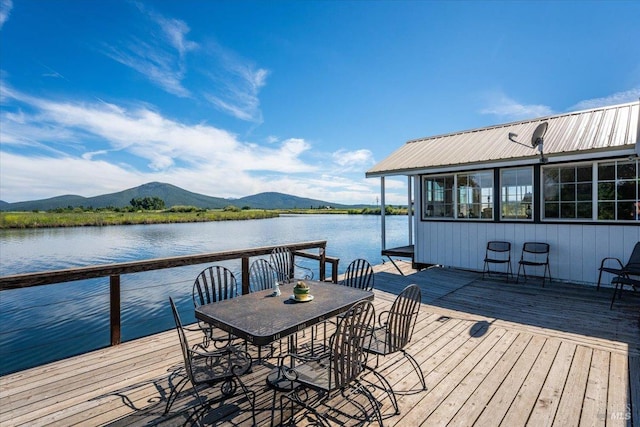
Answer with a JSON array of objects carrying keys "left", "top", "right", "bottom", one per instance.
[{"left": 1, "top": 262, "right": 638, "bottom": 426}]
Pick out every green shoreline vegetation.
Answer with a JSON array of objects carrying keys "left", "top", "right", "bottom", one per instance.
[{"left": 0, "top": 205, "right": 407, "bottom": 229}]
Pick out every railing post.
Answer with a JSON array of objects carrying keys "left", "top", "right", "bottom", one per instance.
[
  {"left": 241, "top": 256, "right": 250, "bottom": 294},
  {"left": 319, "top": 246, "right": 326, "bottom": 282},
  {"left": 110, "top": 275, "right": 121, "bottom": 346}
]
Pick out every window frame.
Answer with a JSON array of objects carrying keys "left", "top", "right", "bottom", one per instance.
[
  {"left": 500, "top": 166, "right": 534, "bottom": 221},
  {"left": 540, "top": 158, "right": 639, "bottom": 223},
  {"left": 421, "top": 170, "right": 494, "bottom": 221}
]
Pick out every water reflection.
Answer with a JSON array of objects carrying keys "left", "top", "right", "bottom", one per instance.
[{"left": 0, "top": 214, "right": 407, "bottom": 374}]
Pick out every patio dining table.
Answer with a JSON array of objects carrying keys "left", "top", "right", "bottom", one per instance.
[{"left": 194, "top": 279, "right": 375, "bottom": 347}]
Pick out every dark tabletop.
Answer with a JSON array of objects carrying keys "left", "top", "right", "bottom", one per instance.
[{"left": 194, "top": 280, "right": 374, "bottom": 346}]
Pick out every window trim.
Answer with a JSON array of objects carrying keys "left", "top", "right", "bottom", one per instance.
[
  {"left": 421, "top": 170, "right": 494, "bottom": 221},
  {"left": 500, "top": 166, "right": 534, "bottom": 222}
]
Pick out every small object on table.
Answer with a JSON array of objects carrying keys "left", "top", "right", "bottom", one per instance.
[
  {"left": 293, "top": 281, "right": 311, "bottom": 301},
  {"left": 273, "top": 281, "right": 281, "bottom": 297}
]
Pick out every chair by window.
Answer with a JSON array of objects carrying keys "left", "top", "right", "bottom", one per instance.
[
  {"left": 278, "top": 300, "right": 384, "bottom": 426},
  {"left": 249, "top": 258, "right": 276, "bottom": 292},
  {"left": 269, "top": 246, "right": 313, "bottom": 284},
  {"left": 192, "top": 265, "right": 239, "bottom": 348},
  {"left": 362, "top": 284, "right": 426, "bottom": 412},
  {"left": 341, "top": 258, "right": 375, "bottom": 291},
  {"left": 597, "top": 241, "right": 640, "bottom": 291},
  {"left": 516, "top": 242, "right": 551, "bottom": 287},
  {"left": 165, "top": 297, "right": 255, "bottom": 424},
  {"left": 482, "top": 241, "right": 512, "bottom": 281},
  {"left": 609, "top": 275, "right": 639, "bottom": 309}
]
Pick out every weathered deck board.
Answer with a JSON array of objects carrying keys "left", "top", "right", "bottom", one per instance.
[{"left": 0, "top": 262, "right": 638, "bottom": 426}]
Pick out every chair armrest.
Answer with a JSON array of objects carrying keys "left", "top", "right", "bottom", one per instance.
[
  {"left": 377, "top": 310, "right": 390, "bottom": 327},
  {"left": 599, "top": 257, "right": 624, "bottom": 271}
]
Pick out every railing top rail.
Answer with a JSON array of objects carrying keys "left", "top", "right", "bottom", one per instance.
[{"left": 0, "top": 240, "right": 327, "bottom": 290}]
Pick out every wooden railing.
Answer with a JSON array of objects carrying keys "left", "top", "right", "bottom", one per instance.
[{"left": 0, "top": 240, "right": 340, "bottom": 346}]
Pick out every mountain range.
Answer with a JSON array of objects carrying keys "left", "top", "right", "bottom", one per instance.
[{"left": 0, "top": 182, "right": 370, "bottom": 211}]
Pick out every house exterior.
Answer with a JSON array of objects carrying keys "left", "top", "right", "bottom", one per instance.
[{"left": 366, "top": 101, "right": 640, "bottom": 286}]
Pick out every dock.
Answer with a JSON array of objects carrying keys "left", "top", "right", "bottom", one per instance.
[{"left": 1, "top": 261, "right": 638, "bottom": 426}]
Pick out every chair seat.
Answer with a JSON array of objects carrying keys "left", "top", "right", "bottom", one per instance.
[
  {"left": 285, "top": 359, "right": 332, "bottom": 391},
  {"left": 519, "top": 260, "right": 547, "bottom": 266},
  {"left": 363, "top": 327, "right": 404, "bottom": 355},
  {"left": 485, "top": 258, "right": 510, "bottom": 264}
]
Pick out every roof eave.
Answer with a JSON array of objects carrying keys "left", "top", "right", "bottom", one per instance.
[{"left": 365, "top": 146, "right": 638, "bottom": 178}]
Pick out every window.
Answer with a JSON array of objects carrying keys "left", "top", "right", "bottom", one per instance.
[
  {"left": 543, "top": 164, "right": 593, "bottom": 219},
  {"left": 422, "top": 171, "right": 493, "bottom": 220},
  {"left": 457, "top": 171, "right": 493, "bottom": 219},
  {"left": 501, "top": 167, "right": 533, "bottom": 220},
  {"left": 423, "top": 175, "right": 454, "bottom": 218},
  {"left": 598, "top": 160, "right": 639, "bottom": 221}
]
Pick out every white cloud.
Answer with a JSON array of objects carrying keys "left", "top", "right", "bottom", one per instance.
[
  {"left": 1, "top": 87, "right": 387, "bottom": 203},
  {"left": 480, "top": 92, "right": 554, "bottom": 121},
  {"left": 202, "top": 42, "right": 269, "bottom": 123},
  {"left": 569, "top": 88, "right": 640, "bottom": 111},
  {"left": 103, "top": 5, "right": 198, "bottom": 98},
  {"left": 0, "top": 0, "right": 12, "bottom": 30},
  {"left": 332, "top": 149, "right": 374, "bottom": 170}
]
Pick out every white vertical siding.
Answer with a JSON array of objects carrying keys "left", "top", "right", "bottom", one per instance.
[{"left": 414, "top": 220, "right": 640, "bottom": 286}]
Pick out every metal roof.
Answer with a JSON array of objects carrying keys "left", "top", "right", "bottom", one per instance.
[{"left": 366, "top": 100, "right": 640, "bottom": 177}]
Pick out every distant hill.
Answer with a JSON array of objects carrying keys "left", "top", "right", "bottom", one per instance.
[{"left": 0, "top": 182, "right": 368, "bottom": 211}]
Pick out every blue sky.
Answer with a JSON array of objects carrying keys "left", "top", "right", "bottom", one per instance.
[{"left": 1, "top": 0, "right": 639, "bottom": 205}]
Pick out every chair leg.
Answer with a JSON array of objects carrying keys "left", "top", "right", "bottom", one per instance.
[
  {"left": 597, "top": 269, "right": 604, "bottom": 291},
  {"left": 164, "top": 375, "right": 189, "bottom": 415},
  {"left": 516, "top": 264, "right": 524, "bottom": 283},
  {"left": 610, "top": 282, "right": 620, "bottom": 309},
  {"left": 364, "top": 365, "right": 399, "bottom": 415},
  {"left": 404, "top": 350, "right": 427, "bottom": 391}
]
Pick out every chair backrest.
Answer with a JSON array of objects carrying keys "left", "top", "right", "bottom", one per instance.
[
  {"left": 386, "top": 284, "right": 422, "bottom": 353},
  {"left": 487, "top": 241, "right": 510, "bottom": 253},
  {"left": 521, "top": 242, "right": 550, "bottom": 262},
  {"left": 270, "top": 246, "right": 294, "bottom": 283},
  {"left": 331, "top": 300, "right": 375, "bottom": 389},
  {"left": 192, "top": 266, "right": 238, "bottom": 308},
  {"left": 341, "top": 258, "right": 374, "bottom": 291},
  {"left": 169, "top": 297, "right": 196, "bottom": 384},
  {"left": 249, "top": 258, "right": 276, "bottom": 292},
  {"left": 625, "top": 241, "right": 640, "bottom": 274}
]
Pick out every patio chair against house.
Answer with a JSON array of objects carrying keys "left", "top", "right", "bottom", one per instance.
[
  {"left": 597, "top": 241, "right": 640, "bottom": 291},
  {"left": 278, "top": 300, "right": 384, "bottom": 426},
  {"left": 482, "top": 241, "right": 513, "bottom": 281},
  {"left": 362, "top": 284, "right": 425, "bottom": 413},
  {"left": 249, "top": 258, "right": 276, "bottom": 292},
  {"left": 340, "top": 258, "right": 375, "bottom": 291},
  {"left": 192, "top": 265, "right": 239, "bottom": 349},
  {"left": 516, "top": 242, "right": 551, "bottom": 287},
  {"left": 269, "top": 246, "right": 313, "bottom": 283},
  {"left": 165, "top": 298, "right": 255, "bottom": 424},
  {"left": 610, "top": 275, "right": 640, "bottom": 309}
]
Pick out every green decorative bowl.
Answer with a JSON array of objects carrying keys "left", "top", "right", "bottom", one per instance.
[{"left": 293, "top": 282, "right": 310, "bottom": 300}]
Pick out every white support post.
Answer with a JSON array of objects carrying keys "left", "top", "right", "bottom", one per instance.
[
  {"left": 380, "top": 177, "right": 386, "bottom": 251},
  {"left": 407, "top": 176, "right": 413, "bottom": 246}
]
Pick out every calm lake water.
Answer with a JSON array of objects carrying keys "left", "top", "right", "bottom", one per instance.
[{"left": 0, "top": 214, "right": 407, "bottom": 375}]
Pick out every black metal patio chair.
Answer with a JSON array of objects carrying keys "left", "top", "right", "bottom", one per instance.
[
  {"left": 482, "top": 241, "right": 512, "bottom": 282},
  {"left": 597, "top": 241, "right": 640, "bottom": 291},
  {"left": 192, "top": 265, "right": 240, "bottom": 349},
  {"left": 516, "top": 242, "right": 551, "bottom": 287},
  {"left": 270, "top": 246, "right": 313, "bottom": 284},
  {"left": 362, "top": 284, "right": 426, "bottom": 413},
  {"left": 249, "top": 258, "right": 277, "bottom": 293},
  {"left": 165, "top": 297, "right": 255, "bottom": 425},
  {"left": 277, "top": 300, "right": 385, "bottom": 426},
  {"left": 341, "top": 258, "right": 375, "bottom": 291}
]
